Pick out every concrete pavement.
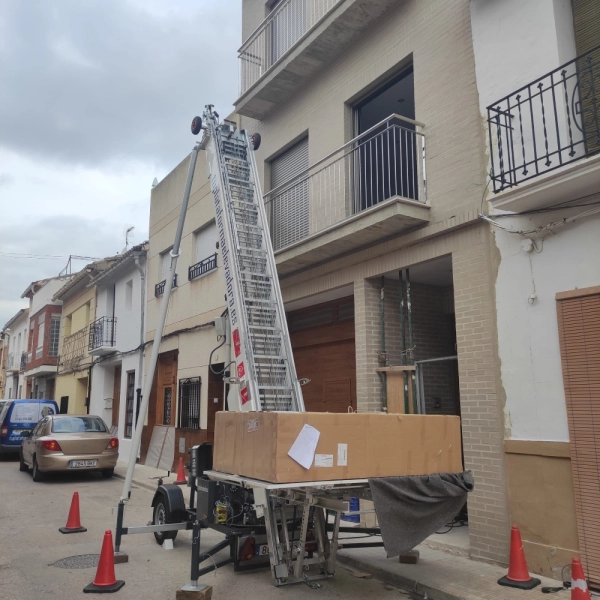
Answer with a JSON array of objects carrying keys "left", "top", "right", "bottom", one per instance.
[{"left": 0, "top": 456, "right": 401, "bottom": 600}]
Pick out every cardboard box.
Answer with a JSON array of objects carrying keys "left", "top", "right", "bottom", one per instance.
[{"left": 213, "top": 412, "right": 462, "bottom": 483}]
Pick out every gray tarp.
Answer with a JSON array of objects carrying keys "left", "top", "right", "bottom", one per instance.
[{"left": 368, "top": 471, "right": 474, "bottom": 557}]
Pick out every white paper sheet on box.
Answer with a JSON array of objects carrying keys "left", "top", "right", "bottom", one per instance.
[{"left": 288, "top": 424, "right": 320, "bottom": 469}]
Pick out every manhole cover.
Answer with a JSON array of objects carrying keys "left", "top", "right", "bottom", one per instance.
[{"left": 51, "top": 554, "right": 100, "bottom": 569}]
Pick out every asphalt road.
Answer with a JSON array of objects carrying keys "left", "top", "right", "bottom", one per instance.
[{"left": 0, "top": 456, "right": 403, "bottom": 600}]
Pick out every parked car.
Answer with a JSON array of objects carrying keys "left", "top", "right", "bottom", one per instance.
[
  {"left": 0, "top": 399, "right": 59, "bottom": 454},
  {"left": 20, "top": 414, "right": 118, "bottom": 482}
]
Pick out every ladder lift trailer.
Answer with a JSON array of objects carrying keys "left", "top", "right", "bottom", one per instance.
[{"left": 115, "top": 107, "right": 384, "bottom": 591}]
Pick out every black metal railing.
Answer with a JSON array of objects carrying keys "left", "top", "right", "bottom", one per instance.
[
  {"left": 155, "top": 273, "right": 177, "bottom": 297},
  {"left": 88, "top": 317, "right": 117, "bottom": 351},
  {"left": 20, "top": 351, "right": 28, "bottom": 371},
  {"left": 178, "top": 377, "right": 201, "bottom": 430},
  {"left": 188, "top": 254, "right": 218, "bottom": 281},
  {"left": 488, "top": 44, "right": 600, "bottom": 193}
]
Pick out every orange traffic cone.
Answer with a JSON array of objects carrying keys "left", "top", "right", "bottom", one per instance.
[
  {"left": 498, "top": 526, "right": 541, "bottom": 589},
  {"left": 174, "top": 457, "right": 187, "bottom": 485},
  {"left": 59, "top": 491, "right": 87, "bottom": 534},
  {"left": 570, "top": 557, "right": 591, "bottom": 600},
  {"left": 83, "top": 530, "right": 125, "bottom": 594}
]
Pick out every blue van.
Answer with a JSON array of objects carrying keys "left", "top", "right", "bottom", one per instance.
[{"left": 0, "top": 399, "right": 59, "bottom": 454}]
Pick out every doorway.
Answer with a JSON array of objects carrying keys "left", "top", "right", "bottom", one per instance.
[{"left": 353, "top": 66, "right": 418, "bottom": 208}]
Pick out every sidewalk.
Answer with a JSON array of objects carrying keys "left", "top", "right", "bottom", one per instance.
[{"left": 115, "top": 461, "right": 566, "bottom": 600}]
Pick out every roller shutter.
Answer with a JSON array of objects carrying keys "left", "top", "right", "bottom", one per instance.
[
  {"left": 270, "top": 137, "right": 309, "bottom": 250},
  {"left": 556, "top": 287, "right": 600, "bottom": 587}
]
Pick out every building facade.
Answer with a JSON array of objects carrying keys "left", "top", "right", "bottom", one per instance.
[
  {"left": 87, "top": 244, "right": 148, "bottom": 459},
  {"left": 3, "top": 309, "right": 30, "bottom": 400},
  {"left": 142, "top": 150, "right": 227, "bottom": 470},
  {"left": 471, "top": 0, "right": 600, "bottom": 583},
  {"left": 53, "top": 258, "right": 118, "bottom": 415},
  {"left": 21, "top": 277, "right": 71, "bottom": 401},
  {"left": 235, "top": 0, "right": 507, "bottom": 566}
]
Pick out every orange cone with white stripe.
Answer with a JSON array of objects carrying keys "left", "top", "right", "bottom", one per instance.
[{"left": 570, "top": 557, "right": 591, "bottom": 600}]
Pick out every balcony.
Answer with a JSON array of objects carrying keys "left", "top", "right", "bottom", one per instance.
[
  {"left": 189, "top": 254, "right": 217, "bottom": 281},
  {"left": 59, "top": 327, "right": 89, "bottom": 372},
  {"left": 264, "top": 115, "right": 429, "bottom": 275},
  {"left": 155, "top": 273, "right": 177, "bottom": 297},
  {"left": 20, "top": 352, "right": 28, "bottom": 372},
  {"left": 487, "top": 44, "right": 600, "bottom": 212},
  {"left": 6, "top": 352, "right": 17, "bottom": 373},
  {"left": 88, "top": 317, "right": 117, "bottom": 356},
  {"left": 236, "top": 0, "right": 398, "bottom": 119}
]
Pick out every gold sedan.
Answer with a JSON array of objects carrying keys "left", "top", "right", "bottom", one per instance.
[{"left": 20, "top": 415, "right": 119, "bottom": 482}]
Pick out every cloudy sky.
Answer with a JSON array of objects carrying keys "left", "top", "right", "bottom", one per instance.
[{"left": 0, "top": 0, "right": 240, "bottom": 326}]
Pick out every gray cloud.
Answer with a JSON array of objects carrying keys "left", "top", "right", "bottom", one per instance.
[
  {"left": 0, "top": 0, "right": 240, "bottom": 169},
  {"left": 0, "top": 215, "right": 143, "bottom": 325}
]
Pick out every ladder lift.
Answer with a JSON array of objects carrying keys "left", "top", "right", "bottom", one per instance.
[{"left": 115, "top": 107, "right": 383, "bottom": 592}]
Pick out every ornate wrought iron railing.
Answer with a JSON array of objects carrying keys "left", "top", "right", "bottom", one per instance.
[
  {"left": 155, "top": 273, "right": 177, "bottom": 297},
  {"left": 19, "top": 352, "right": 28, "bottom": 371},
  {"left": 88, "top": 317, "right": 117, "bottom": 351},
  {"left": 178, "top": 377, "right": 201, "bottom": 430},
  {"left": 487, "top": 44, "right": 600, "bottom": 193},
  {"left": 188, "top": 253, "right": 217, "bottom": 281},
  {"left": 59, "top": 326, "right": 89, "bottom": 372}
]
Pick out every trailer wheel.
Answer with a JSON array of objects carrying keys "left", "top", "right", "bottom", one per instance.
[
  {"left": 153, "top": 497, "right": 178, "bottom": 545},
  {"left": 251, "top": 133, "right": 261, "bottom": 150}
]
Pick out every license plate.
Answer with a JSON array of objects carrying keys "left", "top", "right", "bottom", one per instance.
[
  {"left": 70, "top": 460, "right": 97, "bottom": 468},
  {"left": 255, "top": 544, "right": 269, "bottom": 557}
]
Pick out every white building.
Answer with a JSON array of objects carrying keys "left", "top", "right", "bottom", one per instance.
[
  {"left": 3, "top": 309, "right": 30, "bottom": 400},
  {"left": 471, "top": 0, "right": 600, "bottom": 582},
  {"left": 88, "top": 243, "right": 148, "bottom": 459}
]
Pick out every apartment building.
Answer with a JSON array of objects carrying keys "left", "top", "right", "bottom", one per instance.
[
  {"left": 143, "top": 151, "right": 227, "bottom": 470},
  {"left": 87, "top": 243, "right": 148, "bottom": 459},
  {"left": 235, "top": 0, "right": 505, "bottom": 566},
  {"left": 471, "top": 0, "right": 600, "bottom": 583},
  {"left": 21, "top": 277, "right": 71, "bottom": 400},
  {"left": 54, "top": 257, "right": 119, "bottom": 414},
  {"left": 3, "top": 309, "right": 30, "bottom": 400}
]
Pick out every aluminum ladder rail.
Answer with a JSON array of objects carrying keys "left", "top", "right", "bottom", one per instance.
[{"left": 199, "top": 107, "right": 305, "bottom": 412}]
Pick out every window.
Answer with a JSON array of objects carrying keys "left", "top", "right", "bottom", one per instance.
[
  {"left": 18, "top": 385, "right": 22, "bottom": 399},
  {"left": 125, "top": 279, "right": 133, "bottom": 311},
  {"left": 190, "top": 222, "right": 218, "bottom": 281},
  {"left": 51, "top": 416, "right": 107, "bottom": 433},
  {"left": 178, "top": 377, "right": 201, "bottom": 429},
  {"left": 161, "top": 249, "right": 172, "bottom": 281},
  {"left": 125, "top": 371, "right": 135, "bottom": 438},
  {"left": 270, "top": 137, "right": 309, "bottom": 250},
  {"left": 37, "top": 314, "right": 45, "bottom": 359},
  {"left": 49, "top": 315, "right": 60, "bottom": 356}
]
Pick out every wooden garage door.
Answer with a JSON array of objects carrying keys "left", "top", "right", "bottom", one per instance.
[
  {"left": 288, "top": 297, "right": 356, "bottom": 413},
  {"left": 556, "top": 286, "right": 600, "bottom": 586}
]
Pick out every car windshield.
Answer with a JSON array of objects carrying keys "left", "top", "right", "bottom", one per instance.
[{"left": 51, "top": 417, "right": 107, "bottom": 434}]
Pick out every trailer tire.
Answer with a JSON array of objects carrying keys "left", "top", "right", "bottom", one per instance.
[{"left": 153, "top": 496, "right": 178, "bottom": 545}]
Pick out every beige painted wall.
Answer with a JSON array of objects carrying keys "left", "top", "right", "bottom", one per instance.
[{"left": 145, "top": 149, "right": 228, "bottom": 429}]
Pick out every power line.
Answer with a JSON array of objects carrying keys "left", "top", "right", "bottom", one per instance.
[{"left": 0, "top": 252, "right": 100, "bottom": 260}]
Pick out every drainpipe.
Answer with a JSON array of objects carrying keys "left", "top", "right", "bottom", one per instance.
[{"left": 133, "top": 251, "right": 146, "bottom": 421}]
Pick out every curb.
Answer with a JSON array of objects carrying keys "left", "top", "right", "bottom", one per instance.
[
  {"left": 113, "top": 471, "right": 161, "bottom": 493},
  {"left": 337, "top": 553, "right": 463, "bottom": 600}
]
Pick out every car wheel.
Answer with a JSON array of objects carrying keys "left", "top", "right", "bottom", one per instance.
[
  {"left": 153, "top": 498, "right": 178, "bottom": 545},
  {"left": 19, "top": 448, "right": 28, "bottom": 472},
  {"left": 101, "top": 468, "right": 114, "bottom": 478},
  {"left": 32, "top": 457, "right": 45, "bottom": 482}
]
